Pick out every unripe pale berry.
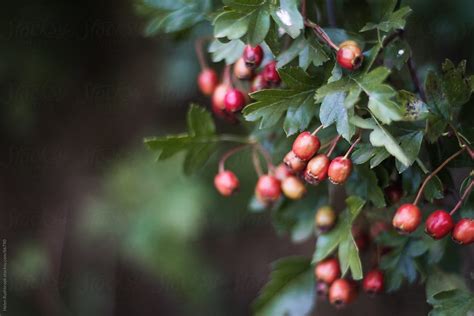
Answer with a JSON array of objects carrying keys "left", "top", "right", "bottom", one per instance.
[
  {"left": 283, "top": 150, "right": 307, "bottom": 173},
  {"left": 304, "top": 154, "right": 329, "bottom": 184},
  {"left": 281, "top": 176, "right": 306, "bottom": 200},
  {"left": 214, "top": 170, "right": 239, "bottom": 196},
  {"left": 255, "top": 175, "right": 281, "bottom": 203},
  {"left": 329, "top": 279, "right": 357, "bottom": 308},
  {"left": 315, "top": 206, "right": 337, "bottom": 232},
  {"left": 315, "top": 258, "right": 341, "bottom": 285},
  {"left": 233, "top": 57, "right": 253, "bottom": 80},
  {"left": 425, "top": 210, "right": 454, "bottom": 240},
  {"left": 452, "top": 218, "right": 474, "bottom": 245},
  {"left": 292, "top": 131, "right": 321, "bottom": 161},
  {"left": 224, "top": 88, "right": 246, "bottom": 112},
  {"left": 274, "top": 163, "right": 293, "bottom": 181},
  {"left": 262, "top": 61, "right": 281, "bottom": 84},
  {"left": 243, "top": 45, "right": 264, "bottom": 68},
  {"left": 385, "top": 184, "right": 403, "bottom": 205},
  {"left": 198, "top": 68, "right": 219, "bottom": 95},
  {"left": 251, "top": 73, "right": 268, "bottom": 92},
  {"left": 337, "top": 40, "right": 363, "bottom": 71},
  {"left": 327, "top": 157, "right": 352, "bottom": 184},
  {"left": 392, "top": 203, "right": 422, "bottom": 234},
  {"left": 363, "top": 269, "right": 384, "bottom": 295},
  {"left": 212, "top": 83, "right": 230, "bottom": 112}
]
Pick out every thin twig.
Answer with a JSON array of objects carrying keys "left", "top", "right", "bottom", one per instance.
[
  {"left": 218, "top": 144, "right": 251, "bottom": 172},
  {"left": 326, "top": 135, "right": 342, "bottom": 157},
  {"left": 450, "top": 180, "right": 474, "bottom": 215},
  {"left": 252, "top": 147, "right": 264, "bottom": 177},
  {"left": 304, "top": 20, "right": 339, "bottom": 50},
  {"left": 194, "top": 37, "right": 208, "bottom": 69},
  {"left": 343, "top": 135, "right": 361, "bottom": 159},
  {"left": 407, "top": 56, "right": 426, "bottom": 101}
]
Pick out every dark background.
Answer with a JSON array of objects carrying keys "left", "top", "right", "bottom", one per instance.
[{"left": 0, "top": 0, "right": 473, "bottom": 315}]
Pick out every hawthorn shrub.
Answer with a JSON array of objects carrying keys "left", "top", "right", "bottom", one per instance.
[{"left": 139, "top": 0, "right": 474, "bottom": 314}]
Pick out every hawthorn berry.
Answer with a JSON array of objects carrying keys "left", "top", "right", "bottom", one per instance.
[
  {"left": 327, "top": 157, "right": 352, "bottom": 184},
  {"left": 274, "top": 163, "right": 292, "bottom": 181},
  {"left": 392, "top": 203, "right": 422, "bottom": 234},
  {"left": 304, "top": 154, "right": 330, "bottom": 184},
  {"left": 452, "top": 218, "right": 474, "bottom": 245},
  {"left": 197, "top": 68, "right": 218, "bottom": 95},
  {"left": 385, "top": 184, "right": 403, "bottom": 205},
  {"left": 243, "top": 45, "right": 264, "bottom": 68},
  {"left": 255, "top": 174, "right": 281, "bottom": 203},
  {"left": 292, "top": 131, "right": 321, "bottom": 161},
  {"left": 336, "top": 40, "right": 363, "bottom": 71},
  {"left": 233, "top": 57, "right": 253, "bottom": 80},
  {"left": 315, "top": 258, "right": 341, "bottom": 285},
  {"left": 315, "top": 206, "right": 337, "bottom": 232},
  {"left": 352, "top": 227, "right": 370, "bottom": 252},
  {"left": 212, "top": 83, "right": 230, "bottom": 112},
  {"left": 214, "top": 170, "right": 239, "bottom": 196},
  {"left": 281, "top": 176, "right": 306, "bottom": 200},
  {"left": 425, "top": 210, "right": 454, "bottom": 240},
  {"left": 224, "top": 88, "right": 246, "bottom": 112},
  {"left": 250, "top": 73, "right": 268, "bottom": 92},
  {"left": 283, "top": 150, "right": 307, "bottom": 173},
  {"left": 329, "top": 279, "right": 357, "bottom": 308},
  {"left": 262, "top": 61, "right": 281, "bottom": 84},
  {"left": 363, "top": 269, "right": 384, "bottom": 295}
]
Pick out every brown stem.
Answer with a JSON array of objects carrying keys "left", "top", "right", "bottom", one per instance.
[
  {"left": 450, "top": 180, "right": 474, "bottom": 215},
  {"left": 304, "top": 20, "right": 339, "bottom": 50},
  {"left": 343, "top": 135, "right": 361, "bottom": 159},
  {"left": 326, "top": 135, "right": 342, "bottom": 157},
  {"left": 195, "top": 37, "right": 209, "bottom": 70},
  {"left": 256, "top": 143, "right": 275, "bottom": 173},
  {"left": 311, "top": 125, "right": 324, "bottom": 136},
  {"left": 223, "top": 65, "right": 232, "bottom": 86},
  {"left": 252, "top": 147, "right": 264, "bottom": 177},
  {"left": 218, "top": 144, "right": 250, "bottom": 172},
  {"left": 301, "top": 0, "right": 307, "bottom": 19},
  {"left": 413, "top": 147, "right": 466, "bottom": 205}
]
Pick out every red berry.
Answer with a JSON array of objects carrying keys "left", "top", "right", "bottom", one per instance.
[
  {"left": 281, "top": 176, "right": 306, "bottom": 200},
  {"left": 327, "top": 157, "right": 352, "bottom": 184},
  {"left": 352, "top": 227, "right": 370, "bottom": 252},
  {"left": 250, "top": 73, "right": 268, "bottom": 92},
  {"left": 385, "top": 184, "right": 403, "bottom": 204},
  {"left": 329, "top": 279, "right": 357, "bottom": 308},
  {"left": 233, "top": 57, "right": 253, "bottom": 80},
  {"left": 214, "top": 170, "right": 239, "bottom": 196},
  {"left": 274, "top": 163, "right": 293, "bottom": 181},
  {"left": 425, "top": 210, "right": 454, "bottom": 240},
  {"left": 392, "top": 203, "right": 422, "bottom": 234},
  {"left": 224, "top": 88, "right": 246, "bottom": 112},
  {"left": 452, "top": 218, "right": 474, "bottom": 245},
  {"left": 243, "top": 45, "right": 264, "bottom": 68},
  {"left": 336, "top": 40, "right": 363, "bottom": 71},
  {"left": 262, "top": 61, "right": 281, "bottom": 84},
  {"left": 315, "top": 206, "right": 337, "bottom": 232},
  {"left": 212, "top": 83, "right": 230, "bottom": 112},
  {"left": 315, "top": 258, "right": 341, "bottom": 285},
  {"left": 197, "top": 68, "right": 219, "bottom": 95},
  {"left": 292, "top": 131, "right": 321, "bottom": 161},
  {"left": 255, "top": 175, "right": 281, "bottom": 203},
  {"left": 363, "top": 269, "right": 384, "bottom": 295},
  {"left": 283, "top": 150, "right": 307, "bottom": 173},
  {"left": 304, "top": 154, "right": 329, "bottom": 184}
]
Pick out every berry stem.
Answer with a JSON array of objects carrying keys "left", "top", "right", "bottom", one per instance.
[
  {"left": 327, "top": 135, "right": 342, "bottom": 157},
  {"left": 256, "top": 143, "right": 275, "bottom": 173},
  {"left": 343, "top": 135, "right": 361, "bottom": 159},
  {"left": 252, "top": 147, "right": 264, "bottom": 177},
  {"left": 223, "top": 65, "right": 232, "bottom": 86},
  {"left": 311, "top": 125, "right": 324, "bottom": 136},
  {"left": 413, "top": 147, "right": 466, "bottom": 206},
  {"left": 450, "top": 180, "right": 473, "bottom": 216},
  {"left": 301, "top": 0, "right": 307, "bottom": 18},
  {"left": 219, "top": 134, "right": 255, "bottom": 144},
  {"left": 194, "top": 37, "right": 209, "bottom": 70},
  {"left": 218, "top": 144, "right": 250, "bottom": 172},
  {"left": 304, "top": 20, "right": 339, "bottom": 51}
]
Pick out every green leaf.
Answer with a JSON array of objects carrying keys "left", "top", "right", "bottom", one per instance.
[
  {"left": 395, "top": 131, "right": 424, "bottom": 173},
  {"left": 426, "top": 269, "right": 467, "bottom": 302},
  {"left": 145, "top": 104, "right": 218, "bottom": 174},
  {"left": 243, "top": 67, "right": 317, "bottom": 134},
  {"left": 253, "top": 257, "right": 315, "bottom": 316},
  {"left": 423, "top": 176, "right": 444, "bottom": 202},
  {"left": 247, "top": 7, "right": 271, "bottom": 45},
  {"left": 209, "top": 39, "right": 245, "bottom": 64},
  {"left": 313, "top": 196, "right": 365, "bottom": 280},
  {"left": 347, "top": 165, "right": 386, "bottom": 208},
  {"left": 428, "top": 290, "right": 474, "bottom": 316},
  {"left": 397, "top": 90, "right": 430, "bottom": 121},
  {"left": 270, "top": 0, "right": 304, "bottom": 39},
  {"left": 360, "top": 6, "right": 412, "bottom": 33},
  {"left": 214, "top": 10, "right": 251, "bottom": 39},
  {"left": 383, "top": 39, "right": 411, "bottom": 70},
  {"left": 319, "top": 92, "right": 356, "bottom": 141},
  {"left": 277, "top": 35, "right": 330, "bottom": 70}
]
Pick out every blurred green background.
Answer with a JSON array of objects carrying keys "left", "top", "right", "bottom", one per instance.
[{"left": 0, "top": 0, "right": 473, "bottom": 315}]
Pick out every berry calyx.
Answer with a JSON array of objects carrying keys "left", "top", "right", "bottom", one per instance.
[
  {"left": 304, "top": 154, "right": 330, "bottom": 184},
  {"left": 363, "top": 269, "right": 384, "bottom": 295},
  {"left": 243, "top": 45, "right": 264, "bottom": 68},
  {"left": 281, "top": 176, "right": 306, "bottom": 200},
  {"left": 329, "top": 279, "right": 357, "bottom": 308},
  {"left": 452, "top": 218, "right": 474, "bottom": 245},
  {"left": 262, "top": 61, "right": 281, "bottom": 84},
  {"left": 198, "top": 68, "right": 219, "bottom": 95},
  {"left": 233, "top": 57, "right": 253, "bottom": 80},
  {"left": 315, "top": 206, "right": 337, "bottom": 232},
  {"left": 336, "top": 40, "right": 363, "bottom": 71},
  {"left": 224, "top": 88, "right": 246, "bottom": 112},
  {"left": 250, "top": 73, "right": 268, "bottom": 92},
  {"left": 385, "top": 184, "right": 403, "bottom": 205},
  {"left": 283, "top": 150, "right": 307, "bottom": 173},
  {"left": 392, "top": 203, "right": 422, "bottom": 234},
  {"left": 255, "top": 174, "right": 281, "bottom": 203},
  {"left": 292, "top": 131, "right": 321, "bottom": 161},
  {"left": 315, "top": 258, "right": 341, "bottom": 285},
  {"left": 327, "top": 157, "right": 352, "bottom": 184},
  {"left": 425, "top": 210, "right": 454, "bottom": 240},
  {"left": 316, "top": 282, "right": 329, "bottom": 299},
  {"left": 274, "top": 163, "right": 292, "bottom": 181},
  {"left": 214, "top": 170, "right": 239, "bottom": 196}
]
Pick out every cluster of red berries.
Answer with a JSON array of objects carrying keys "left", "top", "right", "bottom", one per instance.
[
  {"left": 197, "top": 45, "right": 281, "bottom": 122},
  {"left": 336, "top": 40, "right": 364, "bottom": 71}
]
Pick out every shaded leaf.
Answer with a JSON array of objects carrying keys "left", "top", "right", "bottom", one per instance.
[{"left": 209, "top": 39, "right": 245, "bottom": 64}]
